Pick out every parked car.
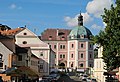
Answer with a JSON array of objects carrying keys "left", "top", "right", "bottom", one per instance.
[
  {"left": 39, "top": 79, "right": 49, "bottom": 82},
  {"left": 42, "top": 75, "right": 53, "bottom": 82},
  {"left": 86, "top": 78, "right": 97, "bottom": 82},
  {"left": 49, "top": 74, "right": 60, "bottom": 81}
]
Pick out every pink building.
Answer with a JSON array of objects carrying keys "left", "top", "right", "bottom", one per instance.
[{"left": 41, "top": 13, "right": 94, "bottom": 71}]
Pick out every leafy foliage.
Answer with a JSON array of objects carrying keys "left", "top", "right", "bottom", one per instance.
[{"left": 93, "top": 0, "right": 120, "bottom": 72}]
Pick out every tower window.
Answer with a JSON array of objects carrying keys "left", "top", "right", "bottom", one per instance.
[
  {"left": 71, "top": 54, "right": 73, "bottom": 58},
  {"left": 81, "top": 44, "right": 83, "bottom": 48},
  {"left": 81, "top": 53, "right": 83, "bottom": 58},
  {"left": 72, "top": 44, "right": 74, "bottom": 48}
]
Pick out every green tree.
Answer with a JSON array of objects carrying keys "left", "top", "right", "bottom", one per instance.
[{"left": 93, "top": 0, "right": 120, "bottom": 72}]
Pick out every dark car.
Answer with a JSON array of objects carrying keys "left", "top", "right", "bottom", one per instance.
[
  {"left": 42, "top": 75, "right": 53, "bottom": 82},
  {"left": 49, "top": 74, "right": 60, "bottom": 81}
]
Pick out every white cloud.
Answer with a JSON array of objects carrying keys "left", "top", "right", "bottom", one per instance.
[
  {"left": 9, "top": 4, "right": 22, "bottom": 10},
  {"left": 91, "top": 24, "right": 103, "bottom": 30},
  {"left": 86, "top": 0, "right": 114, "bottom": 18},
  {"left": 64, "top": 12, "right": 93, "bottom": 27}
]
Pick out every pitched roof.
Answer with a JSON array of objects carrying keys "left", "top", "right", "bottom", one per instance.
[
  {"left": 0, "top": 27, "right": 25, "bottom": 35},
  {"left": 0, "top": 24, "right": 11, "bottom": 31},
  {"left": 31, "top": 54, "right": 39, "bottom": 59},
  {"left": 40, "top": 28, "right": 71, "bottom": 41}
]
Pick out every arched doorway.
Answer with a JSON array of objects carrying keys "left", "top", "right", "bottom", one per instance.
[{"left": 59, "top": 63, "right": 65, "bottom": 69}]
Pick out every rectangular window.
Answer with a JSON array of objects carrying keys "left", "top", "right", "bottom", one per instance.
[
  {"left": 63, "top": 45, "right": 65, "bottom": 49},
  {"left": 90, "top": 54, "right": 92, "bottom": 58},
  {"left": 71, "top": 54, "right": 73, "bottom": 58},
  {"left": 40, "top": 64, "right": 43, "bottom": 69},
  {"left": 18, "top": 55, "right": 22, "bottom": 61},
  {"left": 81, "top": 53, "right": 83, "bottom": 58},
  {"left": 55, "top": 55, "right": 56, "bottom": 58},
  {"left": 0, "top": 63, "right": 3, "bottom": 67},
  {"left": 54, "top": 45, "right": 56, "bottom": 49},
  {"left": 89, "top": 64, "right": 92, "bottom": 67},
  {"left": 81, "top": 44, "right": 84, "bottom": 48},
  {"left": 72, "top": 44, "right": 74, "bottom": 48},
  {"left": 40, "top": 52, "right": 43, "bottom": 56},
  {"left": 60, "top": 54, "right": 62, "bottom": 58},
  {"left": 90, "top": 44, "right": 92, "bottom": 48},
  {"left": 60, "top": 45, "right": 62, "bottom": 49},
  {"left": 63, "top": 55, "right": 65, "bottom": 58}
]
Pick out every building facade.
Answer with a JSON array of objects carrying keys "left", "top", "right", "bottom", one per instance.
[
  {"left": 41, "top": 13, "right": 94, "bottom": 71},
  {"left": 94, "top": 46, "right": 106, "bottom": 82},
  {"left": 14, "top": 27, "right": 55, "bottom": 75}
]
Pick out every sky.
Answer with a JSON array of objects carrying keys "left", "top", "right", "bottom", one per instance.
[{"left": 0, "top": 0, "right": 116, "bottom": 35}]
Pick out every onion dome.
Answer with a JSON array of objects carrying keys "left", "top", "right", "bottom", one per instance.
[{"left": 69, "top": 13, "right": 92, "bottom": 40}]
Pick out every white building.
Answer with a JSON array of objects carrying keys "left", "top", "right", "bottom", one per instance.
[
  {"left": 94, "top": 46, "right": 106, "bottom": 82},
  {"left": 13, "top": 27, "right": 55, "bottom": 75}
]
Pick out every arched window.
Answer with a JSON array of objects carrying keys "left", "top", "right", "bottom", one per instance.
[
  {"left": 71, "top": 63, "right": 73, "bottom": 67},
  {"left": 81, "top": 44, "right": 84, "bottom": 48},
  {"left": 80, "top": 63, "right": 83, "bottom": 67}
]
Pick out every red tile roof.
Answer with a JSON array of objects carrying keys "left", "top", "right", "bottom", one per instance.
[
  {"left": 0, "top": 27, "right": 25, "bottom": 35},
  {"left": 40, "top": 28, "right": 71, "bottom": 41}
]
